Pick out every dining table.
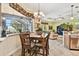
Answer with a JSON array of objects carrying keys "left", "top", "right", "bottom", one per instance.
[{"left": 29, "top": 32, "right": 46, "bottom": 56}]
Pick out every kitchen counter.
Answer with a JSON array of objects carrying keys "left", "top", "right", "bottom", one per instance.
[
  {"left": 0, "top": 37, "right": 6, "bottom": 42},
  {"left": 0, "top": 33, "right": 21, "bottom": 56},
  {"left": 0, "top": 33, "right": 19, "bottom": 42},
  {"left": 63, "top": 31, "right": 79, "bottom": 49}
]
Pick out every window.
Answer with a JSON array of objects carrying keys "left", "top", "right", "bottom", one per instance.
[{"left": 2, "top": 13, "right": 33, "bottom": 35}]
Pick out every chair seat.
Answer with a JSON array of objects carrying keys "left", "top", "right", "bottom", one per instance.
[
  {"left": 23, "top": 43, "right": 30, "bottom": 46},
  {"left": 35, "top": 43, "right": 46, "bottom": 48}
]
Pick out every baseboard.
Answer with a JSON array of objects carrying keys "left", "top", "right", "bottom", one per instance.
[{"left": 7, "top": 46, "right": 21, "bottom": 56}]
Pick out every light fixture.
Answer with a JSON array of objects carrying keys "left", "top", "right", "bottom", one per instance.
[
  {"left": 70, "top": 16, "right": 74, "bottom": 20},
  {"left": 70, "top": 5, "right": 74, "bottom": 20},
  {"left": 56, "top": 15, "right": 64, "bottom": 20},
  {"left": 75, "top": 6, "right": 79, "bottom": 15},
  {"left": 2, "top": 17, "right": 6, "bottom": 20},
  {"left": 34, "top": 3, "right": 45, "bottom": 18},
  {"left": 57, "top": 18, "right": 62, "bottom": 20}
]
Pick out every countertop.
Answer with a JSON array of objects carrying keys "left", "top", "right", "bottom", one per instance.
[{"left": 0, "top": 33, "right": 19, "bottom": 42}]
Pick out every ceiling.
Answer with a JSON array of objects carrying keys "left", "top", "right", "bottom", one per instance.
[{"left": 18, "top": 3, "right": 79, "bottom": 19}]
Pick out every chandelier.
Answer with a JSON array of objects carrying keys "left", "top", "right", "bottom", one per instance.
[{"left": 34, "top": 3, "right": 45, "bottom": 18}]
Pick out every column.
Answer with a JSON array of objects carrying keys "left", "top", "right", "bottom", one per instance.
[
  {"left": 0, "top": 3, "right": 1, "bottom": 26},
  {"left": 0, "top": 3, "right": 2, "bottom": 37}
]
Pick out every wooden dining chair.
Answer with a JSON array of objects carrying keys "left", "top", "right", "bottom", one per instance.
[
  {"left": 19, "top": 32, "right": 31, "bottom": 56},
  {"left": 35, "top": 32, "right": 50, "bottom": 56},
  {"left": 45, "top": 32, "right": 50, "bottom": 55}
]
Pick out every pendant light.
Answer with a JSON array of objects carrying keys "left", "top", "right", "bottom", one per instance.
[
  {"left": 37, "top": 3, "right": 40, "bottom": 18},
  {"left": 70, "top": 5, "right": 74, "bottom": 20}
]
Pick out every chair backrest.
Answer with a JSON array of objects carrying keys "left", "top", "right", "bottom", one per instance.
[
  {"left": 45, "top": 32, "right": 50, "bottom": 47},
  {"left": 19, "top": 32, "right": 30, "bottom": 47},
  {"left": 41, "top": 32, "right": 50, "bottom": 47}
]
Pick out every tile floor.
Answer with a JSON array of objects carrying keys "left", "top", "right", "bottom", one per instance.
[{"left": 11, "top": 36, "right": 79, "bottom": 56}]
